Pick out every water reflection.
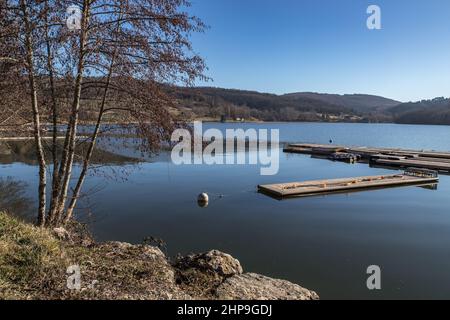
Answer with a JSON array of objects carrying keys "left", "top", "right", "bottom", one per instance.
[
  {"left": 0, "top": 177, "right": 34, "bottom": 218},
  {"left": 0, "top": 140, "right": 139, "bottom": 165}
]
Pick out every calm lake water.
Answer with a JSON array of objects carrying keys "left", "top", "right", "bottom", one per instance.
[{"left": 2, "top": 122, "right": 450, "bottom": 299}]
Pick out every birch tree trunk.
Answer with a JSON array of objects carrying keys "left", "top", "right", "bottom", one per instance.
[
  {"left": 20, "top": 0, "right": 47, "bottom": 226},
  {"left": 64, "top": 9, "right": 123, "bottom": 223},
  {"left": 49, "top": 0, "right": 91, "bottom": 225},
  {"left": 43, "top": 0, "right": 60, "bottom": 225}
]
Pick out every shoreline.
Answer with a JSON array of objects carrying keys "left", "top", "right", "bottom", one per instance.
[
  {"left": 0, "top": 212, "right": 319, "bottom": 300},
  {"left": 3, "top": 120, "right": 450, "bottom": 131}
]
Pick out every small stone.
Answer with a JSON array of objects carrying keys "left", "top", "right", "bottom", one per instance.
[
  {"left": 107, "top": 241, "right": 134, "bottom": 250},
  {"left": 53, "top": 227, "right": 70, "bottom": 241}
]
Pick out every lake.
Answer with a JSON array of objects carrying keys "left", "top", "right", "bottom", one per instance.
[{"left": 2, "top": 122, "right": 450, "bottom": 299}]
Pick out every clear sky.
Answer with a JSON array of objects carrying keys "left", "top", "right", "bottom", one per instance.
[{"left": 188, "top": 0, "right": 450, "bottom": 102}]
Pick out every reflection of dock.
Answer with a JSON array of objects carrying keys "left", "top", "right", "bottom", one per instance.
[
  {"left": 284, "top": 143, "right": 450, "bottom": 173},
  {"left": 258, "top": 169, "right": 439, "bottom": 199}
]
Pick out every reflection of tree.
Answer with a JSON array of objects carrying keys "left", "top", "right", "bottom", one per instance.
[
  {"left": 0, "top": 140, "right": 138, "bottom": 166},
  {"left": 0, "top": 177, "right": 33, "bottom": 218}
]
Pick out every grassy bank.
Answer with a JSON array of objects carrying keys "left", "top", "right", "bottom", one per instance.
[
  {"left": 0, "top": 212, "right": 189, "bottom": 299},
  {"left": 0, "top": 213, "right": 66, "bottom": 299}
]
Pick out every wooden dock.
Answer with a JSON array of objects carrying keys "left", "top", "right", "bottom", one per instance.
[
  {"left": 258, "top": 170, "right": 439, "bottom": 199},
  {"left": 284, "top": 143, "right": 450, "bottom": 173}
]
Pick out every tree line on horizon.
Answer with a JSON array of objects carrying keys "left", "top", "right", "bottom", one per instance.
[{"left": 169, "top": 87, "right": 450, "bottom": 125}]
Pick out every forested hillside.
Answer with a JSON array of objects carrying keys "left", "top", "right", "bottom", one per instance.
[
  {"left": 388, "top": 97, "right": 450, "bottom": 125},
  {"left": 168, "top": 87, "right": 396, "bottom": 122},
  {"left": 169, "top": 87, "right": 450, "bottom": 125}
]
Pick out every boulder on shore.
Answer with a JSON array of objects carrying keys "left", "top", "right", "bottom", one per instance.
[
  {"left": 215, "top": 273, "right": 319, "bottom": 300},
  {"left": 175, "top": 250, "right": 243, "bottom": 277},
  {"left": 174, "top": 249, "right": 318, "bottom": 300}
]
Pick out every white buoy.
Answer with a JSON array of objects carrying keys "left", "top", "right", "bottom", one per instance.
[
  {"left": 197, "top": 192, "right": 209, "bottom": 207},
  {"left": 197, "top": 192, "right": 209, "bottom": 202},
  {"left": 198, "top": 192, "right": 209, "bottom": 202}
]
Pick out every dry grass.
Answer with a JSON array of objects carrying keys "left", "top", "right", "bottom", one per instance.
[
  {"left": 0, "top": 212, "right": 68, "bottom": 299},
  {"left": 0, "top": 212, "right": 190, "bottom": 299}
]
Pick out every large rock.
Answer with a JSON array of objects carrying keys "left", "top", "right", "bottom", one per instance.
[
  {"left": 215, "top": 273, "right": 319, "bottom": 300},
  {"left": 175, "top": 250, "right": 243, "bottom": 277},
  {"left": 174, "top": 250, "right": 244, "bottom": 298},
  {"left": 89, "top": 242, "right": 191, "bottom": 300}
]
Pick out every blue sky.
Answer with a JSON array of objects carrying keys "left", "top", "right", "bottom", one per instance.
[{"left": 188, "top": 0, "right": 450, "bottom": 102}]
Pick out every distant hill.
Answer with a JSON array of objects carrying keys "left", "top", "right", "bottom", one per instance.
[
  {"left": 168, "top": 87, "right": 399, "bottom": 122},
  {"left": 167, "top": 86, "right": 450, "bottom": 125},
  {"left": 283, "top": 92, "right": 401, "bottom": 112},
  {"left": 170, "top": 87, "right": 354, "bottom": 112},
  {"left": 388, "top": 97, "right": 450, "bottom": 125}
]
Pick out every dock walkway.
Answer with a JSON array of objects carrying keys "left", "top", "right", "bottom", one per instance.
[
  {"left": 284, "top": 143, "right": 450, "bottom": 173},
  {"left": 258, "top": 170, "right": 439, "bottom": 199}
]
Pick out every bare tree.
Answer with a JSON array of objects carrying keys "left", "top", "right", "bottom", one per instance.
[{"left": 1, "top": 0, "right": 206, "bottom": 227}]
